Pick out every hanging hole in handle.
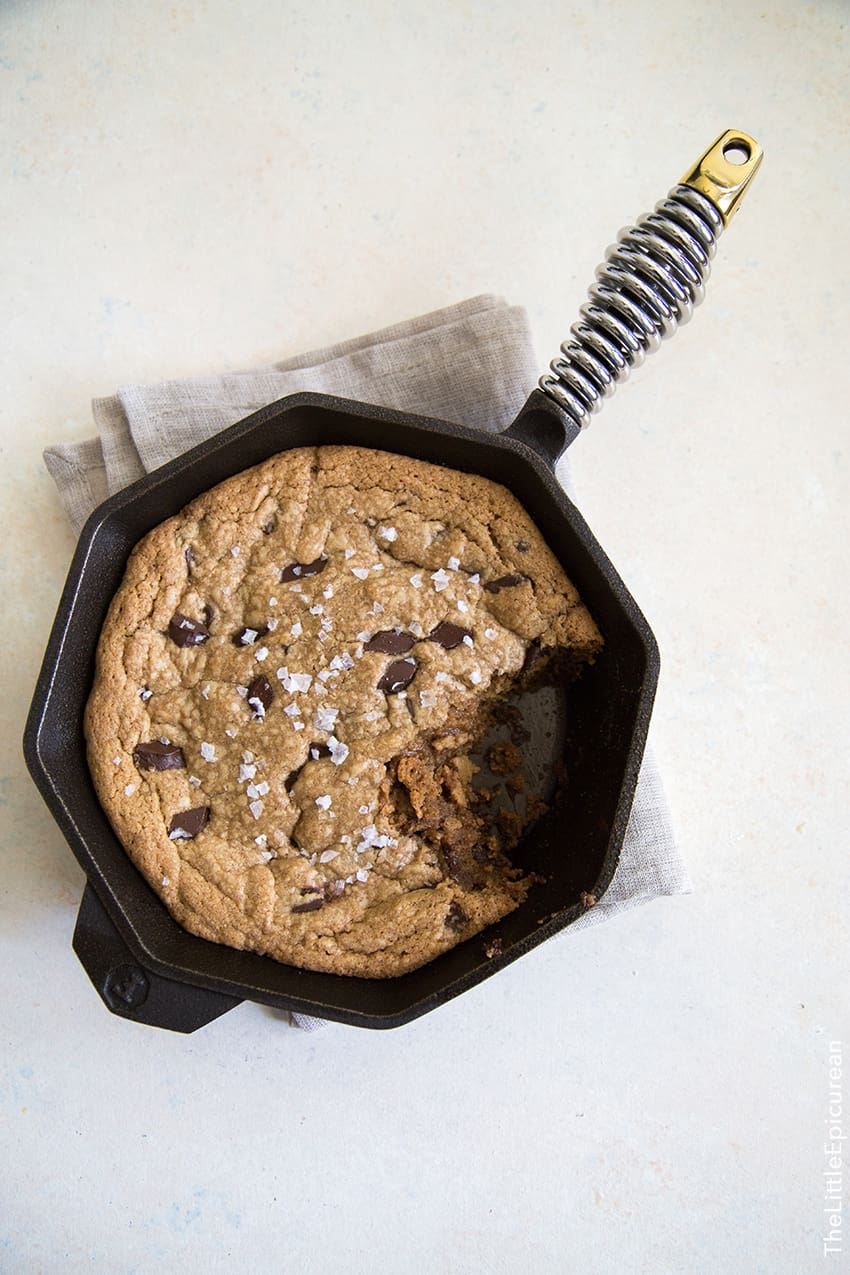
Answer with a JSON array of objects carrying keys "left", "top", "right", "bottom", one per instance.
[{"left": 722, "top": 138, "right": 751, "bottom": 165}]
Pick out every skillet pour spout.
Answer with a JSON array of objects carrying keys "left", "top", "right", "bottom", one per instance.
[{"left": 24, "top": 130, "right": 762, "bottom": 1032}]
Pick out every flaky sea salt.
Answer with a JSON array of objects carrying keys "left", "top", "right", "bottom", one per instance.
[
  {"left": 351, "top": 567, "right": 369, "bottom": 580},
  {"left": 255, "top": 834, "right": 267, "bottom": 846},
  {"left": 254, "top": 646, "right": 268, "bottom": 661},
  {"left": 484, "top": 628, "right": 497, "bottom": 640},
  {"left": 315, "top": 795, "right": 332, "bottom": 811},
  {"left": 457, "top": 599, "right": 469, "bottom": 613},
  {"left": 315, "top": 705, "right": 338, "bottom": 732},
  {"left": 320, "top": 617, "right": 333, "bottom": 632},
  {"left": 290, "top": 621, "right": 303, "bottom": 637},
  {"left": 284, "top": 703, "right": 301, "bottom": 717},
  {"left": 309, "top": 604, "right": 323, "bottom": 615},
  {"left": 201, "top": 685, "right": 210, "bottom": 700},
  {"left": 266, "top": 617, "right": 279, "bottom": 632},
  {"left": 269, "top": 596, "right": 278, "bottom": 607},
  {"left": 240, "top": 628, "right": 259, "bottom": 645},
  {"left": 355, "top": 867, "right": 369, "bottom": 883},
  {"left": 356, "top": 630, "right": 371, "bottom": 642},
  {"left": 162, "top": 876, "right": 170, "bottom": 887},
  {"left": 319, "top": 849, "right": 339, "bottom": 863},
  {"left": 293, "top": 720, "right": 304, "bottom": 730},
  {"left": 364, "top": 711, "right": 380, "bottom": 721},
  {"left": 277, "top": 667, "right": 312, "bottom": 693},
  {"left": 255, "top": 781, "right": 270, "bottom": 797},
  {"left": 224, "top": 728, "right": 237, "bottom": 738},
  {"left": 469, "top": 668, "right": 483, "bottom": 685},
  {"left": 344, "top": 547, "right": 356, "bottom": 559},
  {"left": 323, "top": 585, "right": 334, "bottom": 599},
  {"left": 327, "top": 736, "right": 349, "bottom": 766},
  {"left": 378, "top": 526, "right": 397, "bottom": 541},
  {"left": 447, "top": 556, "right": 460, "bottom": 571},
  {"left": 355, "top": 825, "right": 397, "bottom": 854},
  {"left": 230, "top": 545, "right": 240, "bottom": 557},
  {"left": 238, "top": 763, "right": 256, "bottom": 783},
  {"left": 112, "top": 755, "right": 121, "bottom": 766},
  {"left": 200, "top": 742, "right": 216, "bottom": 762},
  {"left": 463, "top": 634, "right": 474, "bottom": 647},
  {"left": 261, "top": 849, "right": 275, "bottom": 862},
  {"left": 358, "top": 804, "right": 369, "bottom": 815},
  {"left": 139, "top": 687, "right": 152, "bottom": 701},
  {"left": 236, "top": 685, "right": 248, "bottom": 698},
  {"left": 435, "top": 671, "right": 449, "bottom": 683},
  {"left": 249, "top": 799, "right": 264, "bottom": 819},
  {"left": 431, "top": 568, "right": 450, "bottom": 592},
  {"left": 242, "top": 750, "right": 254, "bottom": 763},
  {"left": 124, "top": 783, "right": 135, "bottom": 796},
  {"left": 370, "top": 601, "right": 384, "bottom": 614},
  {"left": 410, "top": 573, "right": 422, "bottom": 588},
  {"left": 469, "top": 573, "right": 480, "bottom": 585},
  {"left": 419, "top": 690, "right": 437, "bottom": 708},
  {"left": 188, "top": 774, "right": 201, "bottom": 787}
]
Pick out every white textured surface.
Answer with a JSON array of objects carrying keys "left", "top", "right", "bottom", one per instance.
[{"left": 2, "top": 3, "right": 848, "bottom": 1273}]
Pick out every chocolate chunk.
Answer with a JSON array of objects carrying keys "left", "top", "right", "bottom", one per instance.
[
  {"left": 232, "top": 624, "right": 268, "bottom": 646},
  {"left": 428, "top": 621, "right": 472, "bottom": 650},
  {"left": 168, "top": 806, "right": 210, "bottom": 839},
  {"left": 292, "top": 898, "right": 324, "bottom": 913},
  {"left": 309, "top": 742, "right": 331, "bottom": 760},
  {"left": 377, "top": 657, "right": 418, "bottom": 694},
  {"left": 168, "top": 611, "right": 210, "bottom": 647},
  {"left": 515, "top": 539, "right": 530, "bottom": 552},
  {"left": 247, "top": 674, "right": 273, "bottom": 716},
  {"left": 134, "top": 740, "right": 186, "bottom": 772},
  {"left": 444, "top": 847, "right": 486, "bottom": 890},
  {"left": 364, "top": 630, "right": 416, "bottom": 655},
  {"left": 262, "top": 518, "right": 276, "bottom": 535},
  {"left": 202, "top": 603, "right": 214, "bottom": 628},
  {"left": 444, "top": 900, "right": 468, "bottom": 932},
  {"left": 280, "top": 556, "right": 327, "bottom": 582},
  {"left": 483, "top": 573, "right": 525, "bottom": 593}
]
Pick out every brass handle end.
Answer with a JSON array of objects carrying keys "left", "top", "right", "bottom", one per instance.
[{"left": 680, "top": 128, "right": 763, "bottom": 224}]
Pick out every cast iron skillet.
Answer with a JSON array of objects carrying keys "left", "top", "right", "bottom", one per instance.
[{"left": 24, "top": 131, "right": 762, "bottom": 1032}]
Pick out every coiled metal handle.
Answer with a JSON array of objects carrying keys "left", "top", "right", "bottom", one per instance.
[{"left": 540, "top": 129, "right": 763, "bottom": 429}]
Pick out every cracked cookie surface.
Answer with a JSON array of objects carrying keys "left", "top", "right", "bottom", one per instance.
[{"left": 85, "top": 445, "right": 603, "bottom": 977}]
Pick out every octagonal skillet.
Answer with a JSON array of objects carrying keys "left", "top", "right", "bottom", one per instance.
[{"left": 24, "top": 131, "right": 762, "bottom": 1032}]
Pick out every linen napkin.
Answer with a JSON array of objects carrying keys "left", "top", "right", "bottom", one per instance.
[{"left": 44, "top": 294, "right": 690, "bottom": 1029}]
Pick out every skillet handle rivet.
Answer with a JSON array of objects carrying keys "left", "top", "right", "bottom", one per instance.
[{"left": 103, "top": 963, "right": 150, "bottom": 1012}]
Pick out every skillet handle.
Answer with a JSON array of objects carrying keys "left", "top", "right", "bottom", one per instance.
[
  {"left": 73, "top": 882, "right": 242, "bottom": 1033},
  {"left": 508, "top": 128, "right": 763, "bottom": 458}
]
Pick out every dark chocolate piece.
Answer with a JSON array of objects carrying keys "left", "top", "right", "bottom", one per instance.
[
  {"left": 444, "top": 900, "right": 469, "bottom": 932},
  {"left": 428, "top": 621, "right": 472, "bottom": 650},
  {"left": 364, "top": 630, "right": 416, "bottom": 655},
  {"left": 202, "top": 603, "right": 214, "bottom": 628},
  {"left": 168, "top": 806, "right": 210, "bottom": 839},
  {"left": 292, "top": 898, "right": 324, "bottom": 913},
  {"left": 515, "top": 539, "right": 530, "bottom": 552},
  {"left": 483, "top": 574, "right": 525, "bottom": 593},
  {"left": 134, "top": 740, "right": 186, "bottom": 772},
  {"left": 247, "top": 675, "right": 273, "bottom": 716},
  {"left": 377, "top": 657, "right": 418, "bottom": 694},
  {"left": 262, "top": 518, "right": 275, "bottom": 535},
  {"left": 168, "top": 611, "right": 210, "bottom": 647},
  {"left": 280, "top": 556, "right": 327, "bottom": 582}
]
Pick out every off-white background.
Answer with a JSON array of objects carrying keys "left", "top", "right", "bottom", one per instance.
[{"left": 2, "top": 3, "right": 848, "bottom": 1272}]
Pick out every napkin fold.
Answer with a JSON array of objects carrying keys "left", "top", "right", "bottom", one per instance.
[{"left": 44, "top": 295, "right": 690, "bottom": 1029}]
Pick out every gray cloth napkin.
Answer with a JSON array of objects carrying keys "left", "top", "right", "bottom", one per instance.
[{"left": 44, "top": 294, "right": 690, "bottom": 1030}]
